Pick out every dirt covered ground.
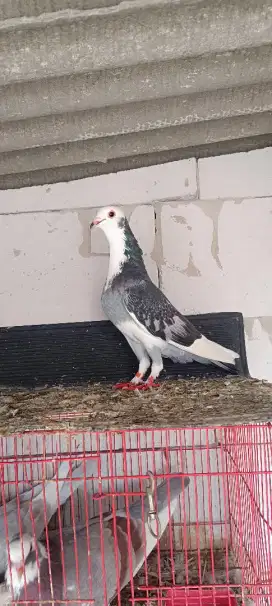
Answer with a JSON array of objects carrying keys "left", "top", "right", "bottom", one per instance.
[
  {"left": 0, "top": 376, "right": 271, "bottom": 434},
  {"left": 111, "top": 547, "right": 245, "bottom": 605}
]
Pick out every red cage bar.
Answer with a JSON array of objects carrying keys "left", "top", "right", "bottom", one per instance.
[{"left": 0, "top": 424, "right": 271, "bottom": 606}]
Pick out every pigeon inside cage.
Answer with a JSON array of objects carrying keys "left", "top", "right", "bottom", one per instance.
[{"left": 0, "top": 425, "right": 271, "bottom": 606}]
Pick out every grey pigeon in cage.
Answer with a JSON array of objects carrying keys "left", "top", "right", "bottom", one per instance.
[
  {"left": 6, "top": 475, "right": 190, "bottom": 605},
  {"left": 0, "top": 458, "right": 96, "bottom": 581},
  {"left": 90, "top": 206, "right": 239, "bottom": 389}
]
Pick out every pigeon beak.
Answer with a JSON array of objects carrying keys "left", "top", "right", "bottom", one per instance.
[
  {"left": 15, "top": 564, "right": 24, "bottom": 578},
  {"left": 90, "top": 218, "right": 103, "bottom": 229}
]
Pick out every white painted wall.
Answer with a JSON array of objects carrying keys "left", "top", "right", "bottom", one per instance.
[
  {"left": 0, "top": 151, "right": 271, "bottom": 582},
  {"left": 0, "top": 148, "right": 272, "bottom": 381}
]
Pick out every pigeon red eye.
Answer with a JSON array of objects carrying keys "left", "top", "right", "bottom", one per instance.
[{"left": 108, "top": 210, "right": 115, "bottom": 218}]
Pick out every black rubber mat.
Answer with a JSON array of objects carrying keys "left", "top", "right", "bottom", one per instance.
[{"left": 0, "top": 312, "right": 249, "bottom": 387}]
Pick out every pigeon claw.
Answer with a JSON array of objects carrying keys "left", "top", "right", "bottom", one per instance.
[
  {"left": 113, "top": 382, "right": 135, "bottom": 390},
  {"left": 113, "top": 377, "right": 160, "bottom": 390},
  {"left": 144, "top": 376, "right": 160, "bottom": 389}
]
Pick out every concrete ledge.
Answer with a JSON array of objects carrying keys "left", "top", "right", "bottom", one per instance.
[
  {"left": 1, "top": 135, "right": 272, "bottom": 190},
  {"left": 3, "top": 377, "right": 271, "bottom": 434},
  {"left": 1, "top": 114, "right": 271, "bottom": 177}
]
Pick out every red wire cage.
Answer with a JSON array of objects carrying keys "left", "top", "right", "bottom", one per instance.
[{"left": 0, "top": 424, "right": 271, "bottom": 606}]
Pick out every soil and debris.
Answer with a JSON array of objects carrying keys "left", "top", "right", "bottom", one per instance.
[
  {"left": 112, "top": 547, "right": 246, "bottom": 605},
  {"left": 0, "top": 377, "right": 271, "bottom": 435}
]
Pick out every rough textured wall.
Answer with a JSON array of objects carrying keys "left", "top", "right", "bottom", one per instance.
[{"left": 0, "top": 147, "right": 271, "bottom": 381}]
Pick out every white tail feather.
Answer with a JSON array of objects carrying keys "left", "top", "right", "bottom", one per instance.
[{"left": 169, "top": 335, "right": 239, "bottom": 365}]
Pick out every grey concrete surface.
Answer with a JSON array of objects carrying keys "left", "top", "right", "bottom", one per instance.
[
  {"left": 1, "top": 113, "right": 272, "bottom": 176},
  {"left": 1, "top": 46, "right": 272, "bottom": 123},
  {"left": 0, "top": 0, "right": 271, "bottom": 186}
]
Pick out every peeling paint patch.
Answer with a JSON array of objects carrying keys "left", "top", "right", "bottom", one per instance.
[
  {"left": 173, "top": 215, "right": 187, "bottom": 225},
  {"left": 173, "top": 214, "right": 192, "bottom": 231},
  {"left": 77, "top": 210, "right": 92, "bottom": 258},
  {"left": 244, "top": 316, "right": 272, "bottom": 344},
  {"left": 151, "top": 205, "right": 164, "bottom": 270},
  {"left": 195, "top": 199, "right": 224, "bottom": 270},
  {"left": 244, "top": 316, "right": 272, "bottom": 381},
  {"left": 13, "top": 248, "right": 21, "bottom": 257},
  {"left": 244, "top": 317, "right": 255, "bottom": 340},
  {"left": 182, "top": 251, "right": 201, "bottom": 277},
  {"left": 259, "top": 317, "right": 272, "bottom": 345}
]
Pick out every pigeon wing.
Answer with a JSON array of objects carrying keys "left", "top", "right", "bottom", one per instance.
[
  {"left": 123, "top": 279, "right": 239, "bottom": 367},
  {"left": 123, "top": 279, "right": 201, "bottom": 347}
]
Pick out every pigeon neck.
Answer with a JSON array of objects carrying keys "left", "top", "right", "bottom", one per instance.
[{"left": 106, "top": 218, "right": 145, "bottom": 287}]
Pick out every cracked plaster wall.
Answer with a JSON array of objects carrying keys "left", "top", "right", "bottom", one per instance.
[{"left": 0, "top": 148, "right": 271, "bottom": 381}]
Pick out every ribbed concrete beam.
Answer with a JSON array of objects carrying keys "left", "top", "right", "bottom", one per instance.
[
  {"left": 0, "top": 0, "right": 271, "bottom": 185},
  {"left": 1, "top": 45, "right": 272, "bottom": 122},
  {"left": 1, "top": 135, "right": 272, "bottom": 190},
  {"left": 0, "top": 0, "right": 119, "bottom": 20},
  {"left": 2, "top": 83, "right": 272, "bottom": 154},
  {"left": 1, "top": 0, "right": 272, "bottom": 85},
  {"left": 1, "top": 113, "right": 271, "bottom": 177}
]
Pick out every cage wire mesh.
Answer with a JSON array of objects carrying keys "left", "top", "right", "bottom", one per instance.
[{"left": 0, "top": 424, "right": 271, "bottom": 606}]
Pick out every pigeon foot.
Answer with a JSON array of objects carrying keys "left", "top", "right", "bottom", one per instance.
[
  {"left": 113, "top": 381, "right": 137, "bottom": 390},
  {"left": 113, "top": 377, "right": 160, "bottom": 390},
  {"left": 142, "top": 376, "right": 160, "bottom": 389}
]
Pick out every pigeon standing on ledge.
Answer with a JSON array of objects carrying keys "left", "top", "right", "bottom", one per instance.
[{"left": 90, "top": 206, "right": 239, "bottom": 390}]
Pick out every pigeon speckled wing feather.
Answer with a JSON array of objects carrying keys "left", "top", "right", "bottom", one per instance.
[{"left": 123, "top": 279, "right": 201, "bottom": 347}]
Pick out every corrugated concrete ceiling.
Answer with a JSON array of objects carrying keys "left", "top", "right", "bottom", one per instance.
[{"left": 0, "top": 0, "right": 272, "bottom": 188}]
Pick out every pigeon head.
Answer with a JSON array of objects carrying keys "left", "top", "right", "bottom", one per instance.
[
  {"left": 90, "top": 206, "right": 146, "bottom": 283},
  {"left": 5, "top": 533, "right": 47, "bottom": 596},
  {"left": 9, "top": 533, "right": 33, "bottom": 568},
  {"left": 90, "top": 206, "right": 126, "bottom": 234}
]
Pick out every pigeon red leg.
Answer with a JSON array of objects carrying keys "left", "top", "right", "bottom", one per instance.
[
  {"left": 114, "top": 371, "right": 144, "bottom": 390},
  {"left": 115, "top": 354, "right": 162, "bottom": 389},
  {"left": 133, "top": 355, "right": 163, "bottom": 388},
  {"left": 114, "top": 375, "right": 160, "bottom": 390},
  {"left": 114, "top": 347, "right": 151, "bottom": 389}
]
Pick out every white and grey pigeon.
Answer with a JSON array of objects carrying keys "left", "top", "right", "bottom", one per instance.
[
  {"left": 0, "top": 458, "right": 96, "bottom": 582},
  {"left": 90, "top": 206, "right": 239, "bottom": 389},
  {"left": 6, "top": 475, "right": 190, "bottom": 605}
]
